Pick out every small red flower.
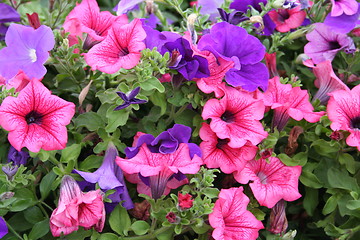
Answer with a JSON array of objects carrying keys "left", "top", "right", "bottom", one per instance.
[{"left": 178, "top": 192, "right": 194, "bottom": 209}]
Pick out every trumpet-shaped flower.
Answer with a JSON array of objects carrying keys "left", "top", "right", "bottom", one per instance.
[
  {"left": 0, "top": 23, "right": 55, "bottom": 80},
  {"left": 199, "top": 123, "right": 257, "bottom": 174},
  {"left": 0, "top": 80, "right": 75, "bottom": 152},
  {"left": 116, "top": 143, "right": 203, "bottom": 199},
  {"left": 202, "top": 86, "right": 268, "bottom": 148},
  {"left": 209, "top": 187, "right": 264, "bottom": 240},
  {"left": 327, "top": 85, "right": 360, "bottom": 151},
  {"left": 74, "top": 142, "right": 134, "bottom": 210},
  {"left": 268, "top": 6, "right": 306, "bottom": 33},
  {"left": 262, "top": 77, "right": 324, "bottom": 131},
  {"left": 198, "top": 22, "right": 269, "bottom": 91},
  {"left": 50, "top": 175, "right": 105, "bottom": 237},
  {"left": 234, "top": 157, "right": 302, "bottom": 208},
  {"left": 84, "top": 18, "right": 146, "bottom": 74},
  {"left": 330, "top": 0, "right": 358, "bottom": 17},
  {"left": 312, "top": 60, "right": 349, "bottom": 105}
]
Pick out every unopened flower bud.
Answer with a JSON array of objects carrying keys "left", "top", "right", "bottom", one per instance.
[
  {"left": 166, "top": 212, "right": 180, "bottom": 224},
  {"left": 187, "top": 13, "right": 198, "bottom": 44},
  {"left": 272, "top": 0, "right": 286, "bottom": 9},
  {"left": 330, "top": 131, "right": 344, "bottom": 141},
  {"left": 268, "top": 200, "right": 288, "bottom": 235},
  {"left": 2, "top": 165, "right": 18, "bottom": 181},
  {"left": 79, "top": 80, "right": 93, "bottom": 106},
  {"left": 0, "top": 191, "right": 15, "bottom": 201},
  {"left": 168, "top": 49, "right": 182, "bottom": 67},
  {"left": 260, "top": 148, "right": 273, "bottom": 160},
  {"left": 250, "top": 16, "right": 264, "bottom": 33},
  {"left": 288, "top": 25, "right": 315, "bottom": 40},
  {"left": 145, "top": 0, "right": 154, "bottom": 15}
]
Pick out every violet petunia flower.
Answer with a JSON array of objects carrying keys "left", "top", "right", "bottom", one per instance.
[
  {"left": 324, "top": 3, "right": 360, "bottom": 34},
  {"left": 74, "top": 142, "right": 134, "bottom": 211},
  {"left": 304, "top": 23, "right": 356, "bottom": 64},
  {"left": 2, "top": 164, "right": 18, "bottom": 181},
  {"left": 0, "top": 23, "right": 55, "bottom": 80},
  {"left": 0, "top": 217, "right": 7, "bottom": 238},
  {"left": 125, "top": 124, "right": 202, "bottom": 159},
  {"left": 161, "top": 38, "right": 210, "bottom": 81},
  {"left": 217, "top": 8, "right": 249, "bottom": 25},
  {"left": 197, "top": 0, "right": 224, "bottom": 21},
  {"left": 116, "top": 0, "right": 144, "bottom": 15},
  {"left": 198, "top": 22, "right": 269, "bottom": 91},
  {"left": 7, "top": 145, "right": 29, "bottom": 166},
  {"left": 114, "top": 87, "right": 147, "bottom": 110},
  {"left": 0, "top": 3, "right": 20, "bottom": 41},
  {"left": 330, "top": 0, "right": 358, "bottom": 17}
]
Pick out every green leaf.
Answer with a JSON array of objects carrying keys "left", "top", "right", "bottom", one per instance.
[
  {"left": 40, "top": 170, "right": 57, "bottom": 200},
  {"left": 346, "top": 200, "right": 360, "bottom": 210},
  {"left": 327, "top": 167, "right": 360, "bottom": 192},
  {"left": 79, "top": 155, "right": 103, "bottom": 170},
  {"left": 323, "top": 194, "right": 341, "bottom": 215},
  {"left": 109, "top": 204, "right": 131, "bottom": 236},
  {"left": 74, "top": 112, "right": 105, "bottom": 131},
  {"left": 139, "top": 76, "right": 165, "bottom": 93},
  {"left": 156, "top": 227, "right": 174, "bottom": 240},
  {"left": 28, "top": 219, "right": 49, "bottom": 240},
  {"left": 24, "top": 207, "right": 44, "bottom": 224},
  {"left": 303, "top": 187, "right": 318, "bottom": 216},
  {"left": 300, "top": 171, "right": 322, "bottom": 189},
  {"left": 98, "top": 233, "right": 119, "bottom": 240},
  {"left": 338, "top": 153, "right": 356, "bottom": 174},
  {"left": 131, "top": 221, "right": 150, "bottom": 236},
  {"left": 202, "top": 188, "right": 220, "bottom": 198},
  {"left": 149, "top": 91, "right": 167, "bottom": 115},
  {"left": 60, "top": 144, "right": 82, "bottom": 163},
  {"left": 105, "top": 107, "right": 129, "bottom": 133},
  {"left": 311, "top": 139, "right": 340, "bottom": 157},
  {"left": 10, "top": 188, "right": 37, "bottom": 212},
  {"left": 191, "top": 219, "right": 211, "bottom": 234}
]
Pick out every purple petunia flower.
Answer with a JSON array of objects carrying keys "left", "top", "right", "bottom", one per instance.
[
  {"left": 74, "top": 142, "right": 134, "bottom": 212},
  {"left": 217, "top": 8, "right": 249, "bottom": 25},
  {"left": 115, "top": 0, "right": 144, "bottom": 15},
  {"left": 2, "top": 164, "right": 18, "bottom": 181},
  {"left": 198, "top": 21, "right": 269, "bottom": 91},
  {"left": 125, "top": 124, "right": 202, "bottom": 159},
  {"left": 304, "top": 23, "right": 356, "bottom": 64},
  {"left": 0, "top": 3, "right": 20, "bottom": 41},
  {"left": 114, "top": 87, "right": 147, "bottom": 111},
  {"left": 0, "top": 217, "right": 7, "bottom": 238},
  {"left": 324, "top": 2, "right": 360, "bottom": 34},
  {"left": 197, "top": 0, "right": 224, "bottom": 21},
  {"left": 143, "top": 26, "right": 181, "bottom": 51},
  {"left": 0, "top": 23, "right": 55, "bottom": 80},
  {"left": 7, "top": 145, "right": 29, "bottom": 166},
  {"left": 230, "top": 0, "right": 276, "bottom": 35},
  {"left": 330, "top": 0, "right": 358, "bottom": 17},
  {"left": 161, "top": 38, "right": 210, "bottom": 80}
]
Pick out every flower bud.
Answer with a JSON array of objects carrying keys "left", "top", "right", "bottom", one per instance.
[
  {"left": 2, "top": 165, "right": 18, "bottom": 181},
  {"left": 0, "top": 192, "right": 15, "bottom": 201},
  {"left": 187, "top": 13, "right": 198, "bottom": 44},
  {"left": 145, "top": 0, "right": 155, "bottom": 15},
  {"left": 249, "top": 16, "right": 264, "bottom": 33},
  {"left": 272, "top": 0, "right": 286, "bottom": 9},
  {"left": 166, "top": 212, "right": 180, "bottom": 224},
  {"left": 268, "top": 200, "right": 288, "bottom": 235}
]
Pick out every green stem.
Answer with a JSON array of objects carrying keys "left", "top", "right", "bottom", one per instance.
[
  {"left": 41, "top": 201, "right": 54, "bottom": 212},
  {"left": 6, "top": 222, "right": 24, "bottom": 240},
  {"left": 37, "top": 202, "right": 49, "bottom": 218},
  {"left": 163, "top": 0, "right": 186, "bottom": 18}
]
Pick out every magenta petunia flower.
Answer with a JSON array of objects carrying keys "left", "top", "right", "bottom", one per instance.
[
  {"left": 268, "top": 6, "right": 306, "bottom": 33},
  {"left": 234, "top": 157, "right": 302, "bottom": 208},
  {"left": 262, "top": 77, "right": 324, "bottom": 131},
  {"left": 209, "top": 187, "right": 264, "bottom": 240},
  {"left": 199, "top": 123, "right": 257, "bottom": 174},
  {"left": 63, "top": 0, "right": 128, "bottom": 48},
  {"left": 116, "top": 143, "right": 203, "bottom": 199},
  {"left": 202, "top": 86, "right": 268, "bottom": 148},
  {"left": 304, "top": 23, "right": 356, "bottom": 64},
  {"left": 0, "top": 80, "right": 75, "bottom": 152},
  {"left": 0, "top": 23, "right": 55, "bottom": 80},
  {"left": 327, "top": 85, "right": 360, "bottom": 151},
  {"left": 84, "top": 18, "right": 146, "bottom": 74},
  {"left": 312, "top": 60, "right": 349, "bottom": 105},
  {"left": 330, "top": 0, "right": 358, "bottom": 17}
]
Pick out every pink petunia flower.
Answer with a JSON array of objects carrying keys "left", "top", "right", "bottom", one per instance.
[
  {"left": 199, "top": 123, "right": 257, "bottom": 174},
  {"left": 264, "top": 52, "right": 279, "bottom": 78},
  {"left": 0, "top": 80, "right": 75, "bottom": 152},
  {"left": 327, "top": 85, "right": 360, "bottom": 150},
  {"left": 262, "top": 76, "right": 324, "bottom": 131},
  {"left": 84, "top": 18, "right": 146, "bottom": 74},
  {"left": 178, "top": 192, "right": 194, "bottom": 210},
  {"left": 63, "top": 0, "right": 128, "bottom": 48},
  {"left": 234, "top": 157, "right": 302, "bottom": 208},
  {"left": 202, "top": 86, "right": 268, "bottom": 148},
  {"left": 268, "top": 6, "right": 306, "bottom": 33},
  {"left": 50, "top": 175, "right": 105, "bottom": 237},
  {"left": 209, "top": 187, "right": 264, "bottom": 240},
  {"left": 0, "top": 70, "right": 32, "bottom": 92},
  {"left": 312, "top": 60, "right": 349, "bottom": 105},
  {"left": 330, "top": 0, "right": 358, "bottom": 17},
  {"left": 116, "top": 143, "right": 203, "bottom": 199}
]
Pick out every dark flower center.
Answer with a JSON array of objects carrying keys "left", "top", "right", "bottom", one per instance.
[
  {"left": 221, "top": 111, "right": 235, "bottom": 123},
  {"left": 350, "top": 116, "right": 360, "bottom": 130},
  {"left": 329, "top": 41, "right": 341, "bottom": 50},
  {"left": 216, "top": 138, "right": 230, "bottom": 149},
  {"left": 25, "top": 111, "right": 43, "bottom": 125},
  {"left": 277, "top": 9, "right": 290, "bottom": 22},
  {"left": 119, "top": 47, "right": 129, "bottom": 56}
]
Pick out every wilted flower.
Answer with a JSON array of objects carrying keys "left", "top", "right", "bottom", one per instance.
[{"left": 268, "top": 200, "right": 288, "bottom": 235}]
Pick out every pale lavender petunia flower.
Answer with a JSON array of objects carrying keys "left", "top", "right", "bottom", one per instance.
[
  {"left": 330, "top": 0, "right": 358, "bottom": 17},
  {"left": 197, "top": 0, "right": 224, "bottom": 21},
  {"left": 116, "top": 0, "right": 144, "bottom": 15},
  {"left": 0, "top": 23, "right": 55, "bottom": 80},
  {"left": 304, "top": 23, "right": 356, "bottom": 64}
]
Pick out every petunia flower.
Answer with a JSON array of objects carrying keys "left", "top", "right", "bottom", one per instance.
[
  {"left": 84, "top": 18, "right": 146, "bottom": 74},
  {"left": 329, "top": 0, "right": 358, "bottom": 17},
  {"left": 197, "top": 0, "right": 224, "bottom": 21},
  {"left": 268, "top": 200, "right": 288, "bottom": 235},
  {"left": 304, "top": 23, "right": 356, "bottom": 64},
  {"left": 324, "top": 3, "right": 360, "bottom": 34},
  {"left": 0, "top": 217, "right": 8, "bottom": 238},
  {"left": 217, "top": 8, "right": 249, "bottom": 25},
  {"left": 63, "top": 0, "right": 128, "bottom": 49},
  {"left": 265, "top": 52, "right": 279, "bottom": 78},
  {"left": 0, "top": 3, "right": 20, "bottom": 41},
  {"left": 262, "top": 76, "right": 325, "bottom": 131},
  {"left": 209, "top": 187, "right": 264, "bottom": 240},
  {"left": 114, "top": 87, "right": 147, "bottom": 110},
  {"left": 74, "top": 142, "right": 134, "bottom": 211},
  {"left": 178, "top": 192, "right": 194, "bottom": 210},
  {"left": 233, "top": 157, "right": 302, "bottom": 208},
  {"left": 268, "top": 6, "right": 306, "bottom": 33},
  {"left": 116, "top": 0, "right": 144, "bottom": 15},
  {"left": 50, "top": 175, "right": 105, "bottom": 237},
  {"left": 116, "top": 143, "right": 203, "bottom": 199},
  {"left": 7, "top": 145, "right": 29, "bottom": 166},
  {"left": 327, "top": 85, "right": 360, "bottom": 151},
  {"left": 0, "top": 23, "right": 55, "bottom": 80},
  {"left": 198, "top": 22, "right": 269, "bottom": 91},
  {"left": 202, "top": 86, "right": 268, "bottom": 148},
  {"left": 0, "top": 80, "right": 75, "bottom": 152},
  {"left": 312, "top": 60, "right": 349, "bottom": 105},
  {"left": 199, "top": 123, "right": 257, "bottom": 174},
  {"left": 2, "top": 164, "right": 18, "bottom": 181},
  {"left": 143, "top": 26, "right": 181, "bottom": 50}
]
